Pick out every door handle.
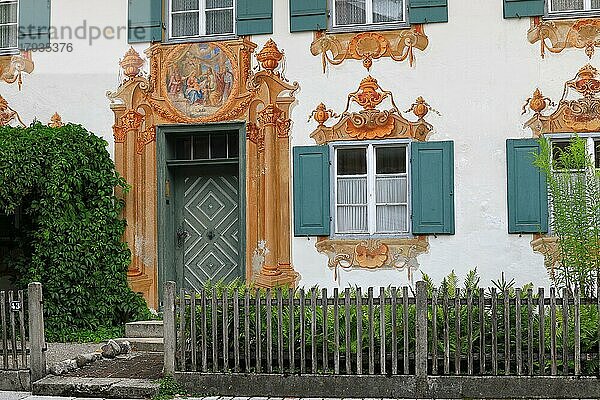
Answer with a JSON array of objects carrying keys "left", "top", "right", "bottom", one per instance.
[{"left": 176, "top": 225, "right": 189, "bottom": 248}]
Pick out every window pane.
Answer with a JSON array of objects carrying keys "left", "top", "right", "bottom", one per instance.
[
  {"left": 0, "top": 24, "right": 16, "bottom": 49},
  {"left": 335, "top": 0, "right": 366, "bottom": 25},
  {"left": 176, "top": 137, "right": 192, "bottom": 160},
  {"left": 228, "top": 133, "right": 239, "bottom": 158},
  {"left": 0, "top": 2, "right": 17, "bottom": 24},
  {"left": 552, "top": 141, "right": 586, "bottom": 170},
  {"left": 206, "top": 9, "right": 234, "bottom": 35},
  {"left": 337, "top": 148, "right": 367, "bottom": 175},
  {"left": 337, "top": 206, "right": 368, "bottom": 232},
  {"left": 550, "top": 0, "right": 583, "bottom": 11},
  {"left": 337, "top": 177, "right": 367, "bottom": 204},
  {"left": 376, "top": 146, "right": 406, "bottom": 174},
  {"left": 172, "top": 12, "right": 200, "bottom": 37},
  {"left": 172, "top": 0, "right": 199, "bottom": 12},
  {"left": 210, "top": 132, "right": 228, "bottom": 158},
  {"left": 373, "top": 0, "right": 403, "bottom": 23},
  {"left": 376, "top": 176, "right": 407, "bottom": 203},
  {"left": 193, "top": 135, "right": 209, "bottom": 160},
  {"left": 376, "top": 205, "right": 407, "bottom": 232},
  {"left": 206, "top": 0, "right": 233, "bottom": 8}
]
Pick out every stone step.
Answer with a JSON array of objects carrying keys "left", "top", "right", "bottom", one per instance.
[
  {"left": 33, "top": 375, "right": 159, "bottom": 399},
  {"left": 125, "top": 320, "right": 164, "bottom": 338},
  {"left": 115, "top": 337, "right": 164, "bottom": 352}
]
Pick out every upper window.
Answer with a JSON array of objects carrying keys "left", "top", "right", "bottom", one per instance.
[
  {"left": 333, "top": 142, "right": 409, "bottom": 236},
  {"left": 550, "top": 136, "right": 600, "bottom": 171},
  {"left": 547, "top": 0, "right": 600, "bottom": 16},
  {"left": 332, "top": 0, "right": 407, "bottom": 30},
  {"left": 169, "top": 0, "right": 234, "bottom": 40},
  {"left": 0, "top": 0, "right": 18, "bottom": 53}
]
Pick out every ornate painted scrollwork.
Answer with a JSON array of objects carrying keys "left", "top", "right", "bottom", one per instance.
[
  {"left": 0, "top": 51, "right": 34, "bottom": 90},
  {"left": 310, "top": 26, "right": 429, "bottom": 72},
  {"left": 524, "top": 64, "right": 600, "bottom": 135},
  {"left": 310, "top": 75, "right": 434, "bottom": 144},
  {"left": 0, "top": 95, "right": 24, "bottom": 127},
  {"left": 528, "top": 17, "right": 600, "bottom": 59},
  {"left": 316, "top": 237, "right": 430, "bottom": 281}
]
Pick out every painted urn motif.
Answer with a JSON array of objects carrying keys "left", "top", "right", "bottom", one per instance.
[
  {"left": 257, "top": 39, "right": 283, "bottom": 72},
  {"left": 120, "top": 47, "right": 145, "bottom": 79}
]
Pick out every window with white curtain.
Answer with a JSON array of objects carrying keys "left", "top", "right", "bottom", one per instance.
[
  {"left": 0, "top": 0, "right": 18, "bottom": 52},
  {"left": 548, "top": 0, "right": 600, "bottom": 14},
  {"left": 170, "top": 0, "right": 234, "bottom": 39},
  {"left": 333, "top": 0, "right": 406, "bottom": 28},
  {"left": 334, "top": 143, "right": 409, "bottom": 235}
]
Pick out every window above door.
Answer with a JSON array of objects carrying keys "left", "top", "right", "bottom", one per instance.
[
  {"left": 128, "top": 0, "right": 273, "bottom": 44},
  {"left": 331, "top": 0, "right": 408, "bottom": 31},
  {"left": 169, "top": 0, "right": 235, "bottom": 40}
]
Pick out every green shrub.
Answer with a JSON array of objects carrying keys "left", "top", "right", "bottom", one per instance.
[{"left": 0, "top": 123, "right": 149, "bottom": 337}]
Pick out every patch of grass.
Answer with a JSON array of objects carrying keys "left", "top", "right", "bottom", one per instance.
[{"left": 153, "top": 376, "right": 188, "bottom": 400}]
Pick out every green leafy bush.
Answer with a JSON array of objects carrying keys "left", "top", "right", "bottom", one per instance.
[{"left": 0, "top": 123, "right": 149, "bottom": 338}]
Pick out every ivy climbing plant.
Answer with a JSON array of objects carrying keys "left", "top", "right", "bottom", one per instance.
[{"left": 0, "top": 123, "right": 149, "bottom": 340}]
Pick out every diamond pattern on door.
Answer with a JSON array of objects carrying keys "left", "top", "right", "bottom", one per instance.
[{"left": 183, "top": 175, "right": 239, "bottom": 292}]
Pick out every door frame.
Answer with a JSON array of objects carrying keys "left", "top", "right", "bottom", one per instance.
[{"left": 157, "top": 122, "right": 246, "bottom": 305}]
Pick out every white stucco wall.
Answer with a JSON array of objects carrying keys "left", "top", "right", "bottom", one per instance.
[{"left": 3, "top": 0, "right": 589, "bottom": 290}]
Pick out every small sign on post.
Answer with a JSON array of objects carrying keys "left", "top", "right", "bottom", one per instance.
[{"left": 10, "top": 301, "right": 21, "bottom": 312}]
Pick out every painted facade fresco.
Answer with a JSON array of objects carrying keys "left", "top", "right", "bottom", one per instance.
[
  {"left": 9, "top": 0, "right": 600, "bottom": 305},
  {"left": 164, "top": 44, "right": 236, "bottom": 119}
]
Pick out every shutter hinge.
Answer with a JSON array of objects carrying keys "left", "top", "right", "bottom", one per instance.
[{"left": 329, "top": 217, "right": 333, "bottom": 222}]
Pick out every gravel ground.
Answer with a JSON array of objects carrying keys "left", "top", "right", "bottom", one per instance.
[{"left": 45, "top": 342, "right": 104, "bottom": 367}]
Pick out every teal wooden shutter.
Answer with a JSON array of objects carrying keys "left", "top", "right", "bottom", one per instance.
[
  {"left": 506, "top": 139, "right": 548, "bottom": 233},
  {"left": 408, "top": 0, "right": 448, "bottom": 24},
  {"left": 411, "top": 141, "right": 454, "bottom": 235},
  {"left": 18, "top": 0, "right": 51, "bottom": 51},
  {"left": 293, "top": 146, "right": 330, "bottom": 236},
  {"left": 237, "top": 0, "right": 272, "bottom": 35},
  {"left": 504, "top": 0, "right": 544, "bottom": 18},
  {"left": 128, "top": 0, "right": 163, "bottom": 43},
  {"left": 290, "top": 0, "right": 327, "bottom": 32}
]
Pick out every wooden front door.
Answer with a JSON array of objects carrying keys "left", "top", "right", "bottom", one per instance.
[{"left": 180, "top": 171, "right": 240, "bottom": 290}]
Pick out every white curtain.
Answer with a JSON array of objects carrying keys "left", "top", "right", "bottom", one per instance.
[
  {"left": 0, "top": 1, "right": 16, "bottom": 49},
  {"left": 376, "top": 176, "right": 407, "bottom": 232},
  {"left": 550, "top": 0, "right": 584, "bottom": 11},
  {"left": 172, "top": 12, "right": 200, "bottom": 37},
  {"left": 172, "top": 0, "right": 199, "bottom": 11},
  {"left": 206, "top": 9, "right": 234, "bottom": 35},
  {"left": 593, "top": 0, "right": 600, "bottom": 10},
  {"left": 372, "top": 0, "right": 403, "bottom": 23},
  {"left": 206, "top": 0, "right": 234, "bottom": 34},
  {"left": 335, "top": 0, "right": 366, "bottom": 25},
  {"left": 337, "top": 177, "right": 367, "bottom": 232}
]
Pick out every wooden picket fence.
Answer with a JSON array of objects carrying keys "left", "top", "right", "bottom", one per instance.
[
  {"left": 163, "top": 281, "right": 600, "bottom": 377},
  {"left": 0, "top": 283, "right": 46, "bottom": 381}
]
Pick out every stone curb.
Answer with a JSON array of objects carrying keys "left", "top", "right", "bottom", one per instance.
[
  {"left": 32, "top": 375, "right": 160, "bottom": 399},
  {"left": 49, "top": 340, "right": 132, "bottom": 376}
]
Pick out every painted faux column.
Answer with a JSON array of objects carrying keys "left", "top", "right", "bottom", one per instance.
[{"left": 255, "top": 105, "right": 289, "bottom": 287}]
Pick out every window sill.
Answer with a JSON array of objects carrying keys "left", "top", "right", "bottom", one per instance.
[
  {"left": 164, "top": 34, "right": 238, "bottom": 45},
  {"left": 544, "top": 11, "right": 600, "bottom": 20},
  {"left": 327, "top": 21, "right": 411, "bottom": 35}
]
